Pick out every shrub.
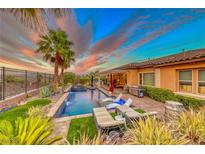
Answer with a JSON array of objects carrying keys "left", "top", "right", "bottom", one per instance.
[
  {"left": 173, "top": 109, "right": 205, "bottom": 144},
  {"left": 143, "top": 86, "right": 175, "bottom": 102},
  {"left": 143, "top": 86, "right": 205, "bottom": 109},
  {"left": 27, "top": 106, "right": 47, "bottom": 118},
  {"left": 39, "top": 85, "right": 54, "bottom": 98},
  {"left": 73, "top": 132, "right": 103, "bottom": 145},
  {"left": 48, "top": 84, "right": 55, "bottom": 95},
  {"left": 175, "top": 95, "right": 204, "bottom": 109},
  {"left": 64, "top": 72, "right": 76, "bottom": 85},
  {"left": 39, "top": 87, "right": 50, "bottom": 98},
  {"left": 0, "top": 116, "right": 62, "bottom": 145},
  {"left": 127, "top": 117, "right": 188, "bottom": 145}
]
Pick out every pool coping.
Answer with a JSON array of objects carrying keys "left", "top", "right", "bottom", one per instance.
[{"left": 47, "top": 85, "right": 72, "bottom": 117}]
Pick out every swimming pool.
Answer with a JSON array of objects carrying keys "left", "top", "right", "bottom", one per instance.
[{"left": 55, "top": 89, "right": 109, "bottom": 117}]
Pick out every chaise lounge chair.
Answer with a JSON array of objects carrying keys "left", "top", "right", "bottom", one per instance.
[
  {"left": 116, "top": 105, "right": 157, "bottom": 123},
  {"left": 100, "top": 93, "right": 122, "bottom": 104},
  {"left": 106, "top": 98, "right": 133, "bottom": 109},
  {"left": 93, "top": 107, "right": 126, "bottom": 133}
]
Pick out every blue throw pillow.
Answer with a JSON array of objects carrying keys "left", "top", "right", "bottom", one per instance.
[{"left": 114, "top": 98, "right": 125, "bottom": 105}]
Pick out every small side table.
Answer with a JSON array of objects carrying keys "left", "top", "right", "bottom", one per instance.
[{"left": 115, "top": 115, "right": 126, "bottom": 122}]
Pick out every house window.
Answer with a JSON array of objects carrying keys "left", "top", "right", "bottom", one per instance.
[
  {"left": 198, "top": 70, "right": 205, "bottom": 94},
  {"left": 179, "top": 70, "right": 192, "bottom": 93},
  {"left": 143, "top": 73, "right": 155, "bottom": 86}
]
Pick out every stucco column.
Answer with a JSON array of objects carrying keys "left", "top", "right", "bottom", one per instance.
[
  {"left": 155, "top": 68, "right": 161, "bottom": 87},
  {"left": 192, "top": 69, "right": 197, "bottom": 94}
]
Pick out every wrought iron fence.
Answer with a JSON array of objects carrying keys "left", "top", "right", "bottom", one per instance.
[{"left": 0, "top": 67, "right": 54, "bottom": 101}]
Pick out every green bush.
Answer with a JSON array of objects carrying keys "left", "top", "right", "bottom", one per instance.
[
  {"left": 79, "top": 77, "right": 89, "bottom": 85},
  {"left": 64, "top": 72, "right": 76, "bottom": 85},
  {"left": 39, "top": 87, "right": 51, "bottom": 98},
  {"left": 175, "top": 95, "right": 204, "bottom": 109},
  {"left": 143, "top": 86, "right": 205, "bottom": 109},
  {"left": 143, "top": 86, "right": 175, "bottom": 102},
  {"left": 48, "top": 84, "right": 54, "bottom": 95},
  {"left": 39, "top": 85, "right": 55, "bottom": 98}
]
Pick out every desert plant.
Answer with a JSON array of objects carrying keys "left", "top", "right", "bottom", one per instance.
[
  {"left": 26, "top": 106, "right": 47, "bottom": 118},
  {"left": 73, "top": 132, "right": 102, "bottom": 145},
  {"left": 48, "top": 84, "right": 55, "bottom": 95},
  {"left": 0, "top": 116, "right": 62, "bottom": 145},
  {"left": 72, "top": 131, "right": 117, "bottom": 145},
  {"left": 39, "top": 87, "right": 51, "bottom": 98},
  {"left": 174, "top": 109, "right": 205, "bottom": 144},
  {"left": 127, "top": 117, "right": 188, "bottom": 145}
]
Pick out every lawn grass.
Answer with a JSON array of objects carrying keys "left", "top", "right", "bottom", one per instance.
[
  {"left": 0, "top": 98, "right": 51, "bottom": 123},
  {"left": 67, "top": 108, "right": 145, "bottom": 144}
]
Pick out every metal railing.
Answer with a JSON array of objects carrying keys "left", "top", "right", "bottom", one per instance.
[{"left": 0, "top": 67, "right": 54, "bottom": 101}]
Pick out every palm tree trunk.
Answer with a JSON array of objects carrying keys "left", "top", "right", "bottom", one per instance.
[
  {"left": 54, "top": 52, "right": 59, "bottom": 93},
  {"left": 61, "top": 65, "right": 65, "bottom": 93}
]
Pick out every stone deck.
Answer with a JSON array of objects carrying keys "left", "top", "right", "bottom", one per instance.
[
  {"left": 52, "top": 86, "right": 165, "bottom": 144},
  {"left": 99, "top": 87, "right": 165, "bottom": 118}
]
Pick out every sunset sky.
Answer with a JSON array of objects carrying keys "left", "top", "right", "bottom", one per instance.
[{"left": 1, "top": 8, "right": 205, "bottom": 74}]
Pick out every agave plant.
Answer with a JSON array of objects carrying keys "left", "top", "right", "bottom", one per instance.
[
  {"left": 39, "top": 86, "right": 51, "bottom": 98},
  {"left": 126, "top": 117, "right": 188, "bottom": 145},
  {"left": 174, "top": 108, "right": 205, "bottom": 144},
  {"left": 0, "top": 116, "right": 62, "bottom": 145},
  {"left": 27, "top": 106, "right": 47, "bottom": 118}
]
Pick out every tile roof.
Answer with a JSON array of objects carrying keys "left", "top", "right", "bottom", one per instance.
[
  {"left": 117, "top": 48, "right": 205, "bottom": 69},
  {"left": 100, "top": 48, "right": 205, "bottom": 74}
]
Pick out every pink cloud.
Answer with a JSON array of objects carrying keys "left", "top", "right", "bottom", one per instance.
[
  {"left": 55, "top": 12, "right": 92, "bottom": 55},
  {"left": 74, "top": 54, "right": 98, "bottom": 74},
  {"left": 90, "top": 34, "right": 127, "bottom": 55},
  {"left": 20, "top": 48, "right": 35, "bottom": 57}
]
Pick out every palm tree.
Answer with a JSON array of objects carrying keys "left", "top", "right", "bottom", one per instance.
[
  {"left": 36, "top": 29, "right": 70, "bottom": 93},
  {"left": 88, "top": 71, "right": 99, "bottom": 88},
  {"left": 1, "top": 8, "right": 69, "bottom": 30},
  {"left": 60, "top": 49, "right": 75, "bottom": 93}
]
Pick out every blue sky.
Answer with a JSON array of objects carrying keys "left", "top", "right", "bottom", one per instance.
[{"left": 0, "top": 8, "right": 205, "bottom": 73}]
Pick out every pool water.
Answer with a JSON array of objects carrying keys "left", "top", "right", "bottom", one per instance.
[{"left": 55, "top": 89, "right": 108, "bottom": 117}]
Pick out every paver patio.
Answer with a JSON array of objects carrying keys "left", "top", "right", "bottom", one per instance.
[{"left": 99, "top": 87, "right": 165, "bottom": 118}]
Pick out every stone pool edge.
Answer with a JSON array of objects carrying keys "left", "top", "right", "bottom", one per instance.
[{"left": 47, "top": 85, "right": 72, "bottom": 117}]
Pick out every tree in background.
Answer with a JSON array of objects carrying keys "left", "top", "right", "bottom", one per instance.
[
  {"left": 64, "top": 72, "right": 76, "bottom": 85},
  {"left": 87, "top": 71, "right": 99, "bottom": 87},
  {"left": 36, "top": 29, "right": 73, "bottom": 93},
  {"left": 60, "top": 49, "right": 75, "bottom": 93}
]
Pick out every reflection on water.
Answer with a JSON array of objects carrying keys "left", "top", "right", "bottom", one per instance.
[{"left": 56, "top": 89, "right": 108, "bottom": 117}]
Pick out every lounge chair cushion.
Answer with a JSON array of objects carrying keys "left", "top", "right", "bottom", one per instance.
[
  {"left": 93, "top": 107, "right": 125, "bottom": 129},
  {"left": 100, "top": 93, "right": 122, "bottom": 103},
  {"left": 101, "top": 97, "right": 114, "bottom": 102},
  {"left": 105, "top": 103, "right": 120, "bottom": 109},
  {"left": 116, "top": 106, "right": 158, "bottom": 120},
  {"left": 114, "top": 98, "right": 125, "bottom": 105},
  {"left": 124, "top": 98, "right": 133, "bottom": 107}
]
